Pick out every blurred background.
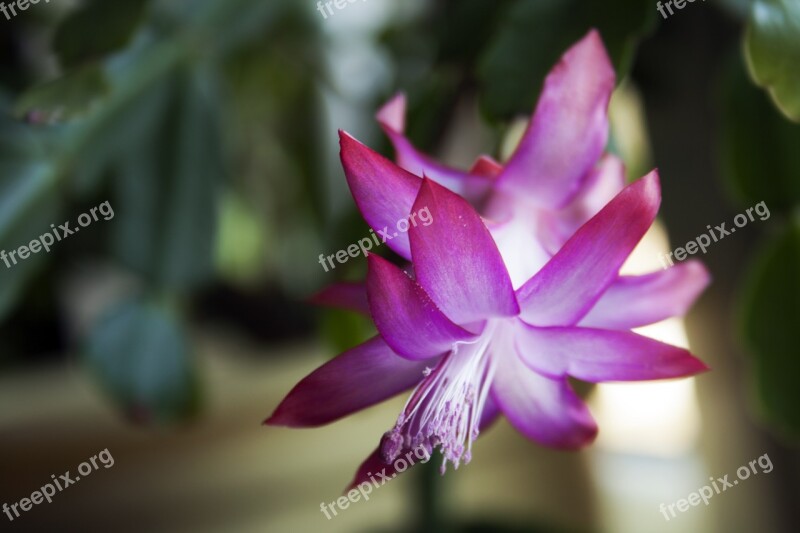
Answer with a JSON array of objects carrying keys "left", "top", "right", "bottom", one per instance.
[{"left": 0, "top": 0, "right": 798, "bottom": 531}]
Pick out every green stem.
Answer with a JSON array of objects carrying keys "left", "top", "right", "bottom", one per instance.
[{"left": 417, "top": 458, "right": 447, "bottom": 533}]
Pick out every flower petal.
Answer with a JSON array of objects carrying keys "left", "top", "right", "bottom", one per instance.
[
  {"left": 515, "top": 323, "right": 710, "bottom": 382},
  {"left": 491, "top": 346, "right": 597, "bottom": 449},
  {"left": 410, "top": 178, "right": 519, "bottom": 324},
  {"left": 497, "top": 29, "right": 615, "bottom": 207},
  {"left": 375, "top": 92, "right": 407, "bottom": 132},
  {"left": 264, "top": 336, "right": 433, "bottom": 427},
  {"left": 516, "top": 171, "right": 661, "bottom": 326},
  {"left": 469, "top": 155, "right": 503, "bottom": 179},
  {"left": 568, "top": 153, "right": 627, "bottom": 221},
  {"left": 346, "top": 395, "right": 500, "bottom": 491},
  {"left": 367, "top": 254, "right": 478, "bottom": 359},
  {"left": 538, "top": 154, "right": 626, "bottom": 255},
  {"left": 580, "top": 260, "right": 711, "bottom": 329},
  {"left": 376, "top": 94, "right": 492, "bottom": 199},
  {"left": 346, "top": 447, "right": 403, "bottom": 491},
  {"left": 309, "top": 282, "right": 369, "bottom": 316},
  {"left": 478, "top": 394, "right": 501, "bottom": 431},
  {"left": 339, "top": 130, "right": 421, "bottom": 259}
]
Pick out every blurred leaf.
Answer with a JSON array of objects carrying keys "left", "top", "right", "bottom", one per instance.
[
  {"left": 740, "top": 217, "right": 800, "bottom": 439},
  {"left": 215, "top": 191, "right": 266, "bottom": 284},
  {"left": 478, "top": 0, "right": 655, "bottom": 121},
  {"left": 0, "top": 120, "right": 61, "bottom": 320},
  {"left": 435, "top": 0, "right": 507, "bottom": 66},
  {"left": 320, "top": 308, "right": 375, "bottom": 355},
  {"left": 83, "top": 297, "right": 200, "bottom": 424},
  {"left": 381, "top": 1, "right": 506, "bottom": 150},
  {"left": 14, "top": 65, "right": 110, "bottom": 121},
  {"left": 111, "top": 66, "right": 224, "bottom": 291},
  {"left": 53, "top": 0, "right": 149, "bottom": 68},
  {"left": 720, "top": 55, "right": 800, "bottom": 211},
  {"left": 716, "top": 0, "right": 756, "bottom": 18},
  {"left": 745, "top": 0, "right": 800, "bottom": 122}
]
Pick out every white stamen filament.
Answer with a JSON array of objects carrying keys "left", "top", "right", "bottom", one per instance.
[{"left": 382, "top": 321, "right": 497, "bottom": 473}]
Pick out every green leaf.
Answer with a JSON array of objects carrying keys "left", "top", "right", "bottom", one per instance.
[
  {"left": 53, "top": 0, "right": 150, "bottom": 68},
  {"left": 319, "top": 308, "right": 375, "bottom": 355},
  {"left": 110, "top": 66, "right": 224, "bottom": 291},
  {"left": 215, "top": 191, "right": 267, "bottom": 284},
  {"left": 14, "top": 65, "right": 111, "bottom": 121},
  {"left": 719, "top": 55, "right": 800, "bottom": 211},
  {"left": 739, "top": 217, "right": 800, "bottom": 439},
  {"left": 478, "top": 0, "right": 655, "bottom": 121},
  {"left": 0, "top": 120, "right": 61, "bottom": 320},
  {"left": 83, "top": 297, "right": 200, "bottom": 424},
  {"left": 745, "top": 0, "right": 800, "bottom": 122},
  {"left": 716, "top": 0, "right": 756, "bottom": 18}
]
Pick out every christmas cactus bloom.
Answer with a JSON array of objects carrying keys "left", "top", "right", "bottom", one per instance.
[
  {"left": 266, "top": 173, "right": 709, "bottom": 483},
  {"left": 316, "top": 29, "right": 710, "bottom": 329},
  {"left": 267, "top": 29, "right": 711, "bottom": 486}
]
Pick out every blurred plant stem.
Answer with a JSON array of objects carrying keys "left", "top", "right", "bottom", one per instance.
[{"left": 416, "top": 458, "right": 447, "bottom": 533}]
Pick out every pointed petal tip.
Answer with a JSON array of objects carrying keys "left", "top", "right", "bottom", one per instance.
[
  {"left": 549, "top": 415, "right": 599, "bottom": 450},
  {"left": 263, "top": 400, "right": 323, "bottom": 428},
  {"left": 574, "top": 27, "right": 614, "bottom": 78},
  {"left": 410, "top": 176, "right": 520, "bottom": 322},
  {"left": 692, "top": 357, "right": 712, "bottom": 375},
  {"left": 640, "top": 168, "right": 661, "bottom": 190},
  {"left": 308, "top": 282, "right": 370, "bottom": 315},
  {"left": 582, "top": 29, "right": 606, "bottom": 56},
  {"left": 686, "top": 259, "right": 712, "bottom": 286},
  {"left": 376, "top": 93, "right": 407, "bottom": 132},
  {"left": 496, "top": 28, "right": 614, "bottom": 205},
  {"left": 570, "top": 422, "right": 599, "bottom": 450},
  {"left": 469, "top": 155, "right": 504, "bottom": 179},
  {"left": 338, "top": 129, "right": 356, "bottom": 145},
  {"left": 336, "top": 128, "right": 422, "bottom": 260},
  {"left": 261, "top": 410, "right": 292, "bottom": 428}
]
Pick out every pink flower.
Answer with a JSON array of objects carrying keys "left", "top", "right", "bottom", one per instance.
[{"left": 266, "top": 30, "right": 710, "bottom": 487}]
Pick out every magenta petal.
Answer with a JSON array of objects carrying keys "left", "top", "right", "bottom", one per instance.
[
  {"left": 580, "top": 260, "right": 711, "bottom": 329},
  {"left": 478, "top": 394, "right": 500, "bottom": 431},
  {"left": 309, "top": 282, "right": 369, "bottom": 316},
  {"left": 469, "top": 155, "right": 503, "bottom": 179},
  {"left": 367, "top": 254, "right": 478, "bottom": 359},
  {"left": 346, "top": 397, "right": 499, "bottom": 491},
  {"left": 539, "top": 154, "right": 626, "bottom": 254},
  {"left": 491, "top": 348, "right": 597, "bottom": 449},
  {"left": 265, "top": 336, "right": 433, "bottom": 427},
  {"left": 515, "top": 323, "right": 710, "bottom": 382},
  {"left": 345, "top": 441, "right": 433, "bottom": 492},
  {"left": 339, "top": 131, "right": 421, "bottom": 259},
  {"left": 516, "top": 171, "right": 661, "bottom": 326},
  {"left": 567, "top": 154, "right": 627, "bottom": 221},
  {"left": 410, "top": 178, "right": 519, "bottom": 324},
  {"left": 376, "top": 94, "right": 492, "bottom": 199},
  {"left": 346, "top": 447, "right": 403, "bottom": 491},
  {"left": 497, "top": 30, "right": 615, "bottom": 207},
  {"left": 376, "top": 92, "right": 406, "bottom": 132}
]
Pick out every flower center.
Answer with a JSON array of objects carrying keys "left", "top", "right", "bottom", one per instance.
[{"left": 381, "top": 322, "right": 496, "bottom": 473}]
